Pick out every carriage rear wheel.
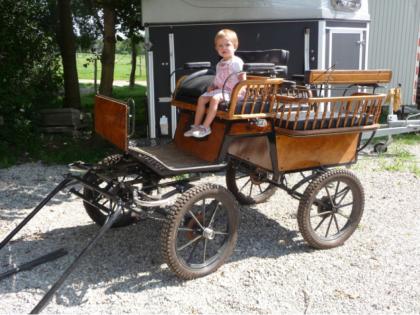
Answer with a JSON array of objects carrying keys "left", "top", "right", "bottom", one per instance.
[
  {"left": 226, "top": 160, "right": 278, "bottom": 205},
  {"left": 161, "top": 184, "right": 239, "bottom": 279},
  {"left": 297, "top": 169, "right": 364, "bottom": 249},
  {"left": 83, "top": 154, "right": 142, "bottom": 228}
]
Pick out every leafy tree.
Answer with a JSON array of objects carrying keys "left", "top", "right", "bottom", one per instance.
[
  {"left": 56, "top": 0, "right": 81, "bottom": 108},
  {"left": 0, "top": 0, "right": 62, "bottom": 154},
  {"left": 116, "top": 0, "right": 142, "bottom": 87}
]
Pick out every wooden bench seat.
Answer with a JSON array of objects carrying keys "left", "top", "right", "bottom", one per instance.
[{"left": 274, "top": 94, "right": 386, "bottom": 136}]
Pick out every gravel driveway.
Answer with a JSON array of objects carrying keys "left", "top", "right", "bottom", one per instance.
[{"left": 0, "top": 143, "right": 419, "bottom": 314}]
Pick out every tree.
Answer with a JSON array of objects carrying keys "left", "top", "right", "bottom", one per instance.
[
  {"left": 99, "top": 2, "right": 116, "bottom": 96},
  {"left": 56, "top": 0, "right": 81, "bottom": 108},
  {"left": 0, "top": 0, "right": 62, "bottom": 150},
  {"left": 116, "top": 1, "right": 142, "bottom": 88}
]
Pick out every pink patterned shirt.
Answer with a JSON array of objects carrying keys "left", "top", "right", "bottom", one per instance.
[{"left": 201, "top": 55, "right": 244, "bottom": 101}]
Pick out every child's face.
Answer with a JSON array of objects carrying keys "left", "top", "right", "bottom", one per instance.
[{"left": 215, "top": 37, "right": 236, "bottom": 60}]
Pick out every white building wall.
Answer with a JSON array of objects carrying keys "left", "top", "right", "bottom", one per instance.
[
  {"left": 142, "top": 0, "right": 369, "bottom": 24},
  {"left": 368, "top": 0, "right": 420, "bottom": 105}
]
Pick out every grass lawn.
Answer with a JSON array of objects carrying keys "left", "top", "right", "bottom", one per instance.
[{"left": 77, "top": 52, "right": 147, "bottom": 81}]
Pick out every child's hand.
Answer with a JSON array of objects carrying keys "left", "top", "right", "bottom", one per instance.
[{"left": 207, "top": 85, "right": 215, "bottom": 92}]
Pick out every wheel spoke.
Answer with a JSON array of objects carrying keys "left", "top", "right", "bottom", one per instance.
[
  {"left": 203, "top": 238, "right": 208, "bottom": 263},
  {"left": 333, "top": 213, "right": 340, "bottom": 233},
  {"left": 335, "top": 187, "right": 351, "bottom": 205},
  {"left": 333, "top": 181, "right": 341, "bottom": 204},
  {"left": 239, "top": 178, "right": 251, "bottom": 193},
  {"left": 324, "top": 186, "right": 335, "bottom": 206},
  {"left": 258, "top": 184, "right": 263, "bottom": 194},
  {"left": 337, "top": 202, "right": 353, "bottom": 209},
  {"left": 314, "top": 216, "right": 327, "bottom": 231},
  {"left": 214, "top": 230, "right": 229, "bottom": 235},
  {"left": 249, "top": 183, "right": 254, "bottom": 197},
  {"left": 177, "top": 235, "right": 202, "bottom": 251},
  {"left": 178, "top": 227, "right": 194, "bottom": 232},
  {"left": 325, "top": 214, "right": 334, "bottom": 237},
  {"left": 186, "top": 239, "right": 201, "bottom": 263},
  {"left": 310, "top": 210, "right": 333, "bottom": 218},
  {"left": 202, "top": 199, "right": 206, "bottom": 227},
  {"left": 336, "top": 210, "right": 350, "bottom": 219},
  {"left": 189, "top": 211, "right": 205, "bottom": 230},
  {"left": 208, "top": 203, "right": 220, "bottom": 227}
]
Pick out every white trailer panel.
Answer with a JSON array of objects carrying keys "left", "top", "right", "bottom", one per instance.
[
  {"left": 368, "top": 0, "right": 420, "bottom": 105},
  {"left": 142, "top": 0, "right": 369, "bottom": 24}
]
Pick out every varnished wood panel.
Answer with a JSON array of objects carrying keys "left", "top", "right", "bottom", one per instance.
[
  {"left": 276, "top": 133, "right": 359, "bottom": 171},
  {"left": 227, "top": 137, "right": 272, "bottom": 171},
  {"left": 174, "top": 112, "right": 226, "bottom": 162},
  {"left": 306, "top": 69, "right": 392, "bottom": 85},
  {"left": 95, "top": 95, "right": 128, "bottom": 151}
]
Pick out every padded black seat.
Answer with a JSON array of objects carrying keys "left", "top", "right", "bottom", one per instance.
[{"left": 236, "top": 49, "right": 289, "bottom": 77}]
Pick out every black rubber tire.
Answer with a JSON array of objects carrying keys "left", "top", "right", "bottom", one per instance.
[
  {"left": 297, "top": 169, "right": 364, "bottom": 249},
  {"left": 83, "top": 154, "right": 138, "bottom": 228},
  {"left": 161, "top": 183, "right": 239, "bottom": 279},
  {"left": 226, "top": 160, "right": 277, "bottom": 205},
  {"left": 374, "top": 142, "right": 388, "bottom": 153}
]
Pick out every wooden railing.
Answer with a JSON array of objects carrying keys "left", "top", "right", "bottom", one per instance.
[{"left": 274, "top": 93, "right": 387, "bottom": 136}]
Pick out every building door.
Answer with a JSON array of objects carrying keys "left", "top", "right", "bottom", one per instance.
[
  {"left": 328, "top": 29, "right": 365, "bottom": 70},
  {"left": 326, "top": 28, "right": 366, "bottom": 96}
]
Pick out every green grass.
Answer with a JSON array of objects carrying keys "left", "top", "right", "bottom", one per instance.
[
  {"left": 375, "top": 135, "right": 420, "bottom": 176},
  {"left": 77, "top": 52, "right": 147, "bottom": 81}
]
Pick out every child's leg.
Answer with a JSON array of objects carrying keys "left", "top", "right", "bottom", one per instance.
[
  {"left": 202, "top": 96, "right": 221, "bottom": 128},
  {"left": 194, "top": 95, "right": 210, "bottom": 126}
]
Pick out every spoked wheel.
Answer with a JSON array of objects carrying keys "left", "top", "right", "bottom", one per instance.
[
  {"left": 297, "top": 169, "right": 364, "bottom": 249},
  {"left": 226, "top": 159, "right": 278, "bottom": 205},
  {"left": 83, "top": 154, "right": 149, "bottom": 228},
  {"left": 161, "top": 183, "right": 239, "bottom": 279}
]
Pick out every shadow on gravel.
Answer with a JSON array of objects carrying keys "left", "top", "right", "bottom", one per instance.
[
  {"left": 0, "top": 204, "right": 311, "bottom": 310},
  {"left": 0, "top": 179, "right": 72, "bottom": 221}
]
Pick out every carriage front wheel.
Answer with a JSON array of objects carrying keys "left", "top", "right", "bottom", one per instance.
[
  {"left": 297, "top": 169, "right": 364, "bottom": 249},
  {"left": 161, "top": 184, "right": 239, "bottom": 279}
]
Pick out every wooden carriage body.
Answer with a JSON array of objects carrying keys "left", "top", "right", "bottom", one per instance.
[{"left": 95, "top": 69, "right": 389, "bottom": 176}]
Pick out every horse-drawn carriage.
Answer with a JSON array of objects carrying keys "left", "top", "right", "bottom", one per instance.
[{"left": 0, "top": 59, "right": 391, "bottom": 312}]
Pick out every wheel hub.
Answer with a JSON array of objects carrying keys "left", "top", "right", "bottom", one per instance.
[
  {"left": 203, "top": 227, "right": 215, "bottom": 240},
  {"left": 250, "top": 169, "right": 267, "bottom": 185}
]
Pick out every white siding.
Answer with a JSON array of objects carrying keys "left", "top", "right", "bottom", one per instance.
[
  {"left": 369, "top": 0, "right": 420, "bottom": 105},
  {"left": 142, "top": 0, "right": 369, "bottom": 24}
]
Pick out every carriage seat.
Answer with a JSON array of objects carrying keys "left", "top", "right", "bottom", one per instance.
[
  {"left": 274, "top": 94, "right": 386, "bottom": 136},
  {"left": 236, "top": 49, "right": 289, "bottom": 78},
  {"left": 173, "top": 65, "right": 283, "bottom": 117},
  {"left": 276, "top": 111, "right": 375, "bottom": 130}
]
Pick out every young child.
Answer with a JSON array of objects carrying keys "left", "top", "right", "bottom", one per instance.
[{"left": 184, "top": 29, "right": 246, "bottom": 138}]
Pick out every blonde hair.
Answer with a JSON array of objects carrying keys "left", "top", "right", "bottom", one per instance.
[{"left": 214, "top": 29, "right": 239, "bottom": 49}]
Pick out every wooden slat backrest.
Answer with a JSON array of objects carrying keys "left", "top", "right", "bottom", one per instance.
[
  {"left": 274, "top": 94, "right": 386, "bottom": 134},
  {"left": 305, "top": 69, "right": 392, "bottom": 85},
  {"left": 95, "top": 95, "right": 128, "bottom": 151}
]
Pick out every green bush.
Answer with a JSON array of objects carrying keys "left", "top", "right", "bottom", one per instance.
[{"left": 0, "top": 0, "right": 62, "bottom": 163}]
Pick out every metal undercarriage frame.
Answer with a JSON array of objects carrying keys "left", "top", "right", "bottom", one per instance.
[
  {"left": 0, "top": 127, "right": 363, "bottom": 313},
  {"left": 0, "top": 160, "right": 205, "bottom": 313}
]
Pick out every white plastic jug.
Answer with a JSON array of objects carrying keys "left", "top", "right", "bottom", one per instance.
[{"left": 160, "top": 115, "right": 169, "bottom": 135}]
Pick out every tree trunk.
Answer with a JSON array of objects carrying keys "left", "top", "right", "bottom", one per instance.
[
  {"left": 99, "top": 5, "right": 116, "bottom": 96},
  {"left": 57, "top": 0, "right": 81, "bottom": 108},
  {"left": 129, "top": 36, "right": 137, "bottom": 88}
]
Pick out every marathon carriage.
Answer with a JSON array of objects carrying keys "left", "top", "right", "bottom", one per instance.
[{"left": 0, "top": 55, "right": 391, "bottom": 312}]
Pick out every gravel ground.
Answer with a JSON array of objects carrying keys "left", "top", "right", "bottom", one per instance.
[{"left": 0, "top": 143, "right": 419, "bottom": 314}]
